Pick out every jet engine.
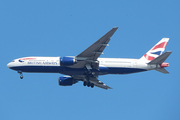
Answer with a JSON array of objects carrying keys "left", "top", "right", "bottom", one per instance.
[
  {"left": 58, "top": 76, "right": 77, "bottom": 86},
  {"left": 60, "top": 56, "right": 77, "bottom": 66}
]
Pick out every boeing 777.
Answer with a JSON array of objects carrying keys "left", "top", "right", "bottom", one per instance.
[{"left": 7, "top": 27, "right": 172, "bottom": 89}]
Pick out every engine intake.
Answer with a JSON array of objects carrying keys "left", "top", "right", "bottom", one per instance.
[
  {"left": 60, "top": 56, "right": 76, "bottom": 66},
  {"left": 58, "top": 76, "right": 77, "bottom": 86}
]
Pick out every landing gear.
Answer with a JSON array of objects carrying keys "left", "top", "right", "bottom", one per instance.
[
  {"left": 90, "top": 83, "right": 94, "bottom": 88},
  {"left": 83, "top": 81, "right": 94, "bottom": 88},
  {"left": 18, "top": 71, "right": 23, "bottom": 79},
  {"left": 83, "top": 64, "right": 95, "bottom": 89},
  {"left": 20, "top": 75, "right": 23, "bottom": 79},
  {"left": 87, "top": 82, "right": 90, "bottom": 87},
  {"left": 83, "top": 81, "right": 87, "bottom": 86}
]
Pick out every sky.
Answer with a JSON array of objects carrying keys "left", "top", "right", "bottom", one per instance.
[{"left": 0, "top": 0, "right": 180, "bottom": 120}]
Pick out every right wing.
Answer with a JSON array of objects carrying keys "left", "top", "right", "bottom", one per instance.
[
  {"left": 73, "top": 75, "right": 112, "bottom": 90},
  {"left": 89, "top": 77, "right": 112, "bottom": 90}
]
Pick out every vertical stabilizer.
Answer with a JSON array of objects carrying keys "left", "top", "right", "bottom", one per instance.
[{"left": 140, "top": 38, "right": 169, "bottom": 63}]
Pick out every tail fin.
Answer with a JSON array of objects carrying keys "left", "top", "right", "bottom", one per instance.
[{"left": 140, "top": 38, "right": 169, "bottom": 63}]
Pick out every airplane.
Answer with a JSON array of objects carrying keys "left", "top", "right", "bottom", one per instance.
[{"left": 7, "top": 27, "right": 172, "bottom": 90}]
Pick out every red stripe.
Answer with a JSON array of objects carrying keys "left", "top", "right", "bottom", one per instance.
[
  {"left": 147, "top": 56, "right": 155, "bottom": 61},
  {"left": 144, "top": 54, "right": 147, "bottom": 58},
  {"left": 144, "top": 54, "right": 155, "bottom": 61},
  {"left": 164, "top": 42, "right": 168, "bottom": 49},
  {"left": 20, "top": 58, "right": 36, "bottom": 60},
  {"left": 152, "top": 42, "right": 167, "bottom": 50}
]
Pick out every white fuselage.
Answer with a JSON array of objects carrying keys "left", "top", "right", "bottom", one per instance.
[{"left": 7, "top": 56, "right": 156, "bottom": 76}]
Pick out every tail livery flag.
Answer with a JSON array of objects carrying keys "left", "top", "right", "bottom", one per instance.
[{"left": 140, "top": 38, "right": 169, "bottom": 63}]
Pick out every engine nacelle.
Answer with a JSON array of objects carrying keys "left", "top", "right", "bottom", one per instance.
[
  {"left": 58, "top": 76, "right": 77, "bottom": 86},
  {"left": 60, "top": 56, "right": 76, "bottom": 66}
]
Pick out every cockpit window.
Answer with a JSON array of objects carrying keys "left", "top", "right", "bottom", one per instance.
[{"left": 11, "top": 60, "right": 15, "bottom": 62}]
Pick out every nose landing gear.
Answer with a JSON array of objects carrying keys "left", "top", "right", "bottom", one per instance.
[
  {"left": 18, "top": 71, "right": 23, "bottom": 79},
  {"left": 20, "top": 75, "right": 23, "bottom": 79}
]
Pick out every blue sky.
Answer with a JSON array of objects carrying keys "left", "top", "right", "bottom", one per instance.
[{"left": 0, "top": 0, "right": 179, "bottom": 120}]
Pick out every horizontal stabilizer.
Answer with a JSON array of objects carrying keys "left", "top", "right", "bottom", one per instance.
[
  {"left": 156, "top": 68, "right": 169, "bottom": 74},
  {"left": 148, "top": 51, "right": 172, "bottom": 64}
]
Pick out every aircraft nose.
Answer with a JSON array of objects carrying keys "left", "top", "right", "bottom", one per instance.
[{"left": 7, "top": 62, "right": 12, "bottom": 68}]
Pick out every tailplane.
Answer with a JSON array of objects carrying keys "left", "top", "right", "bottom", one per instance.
[
  {"left": 148, "top": 51, "right": 172, "bottom": 64},
  {"left": 156, "top": 68, "right": 169, "bottom": 74},
  {"left": 140, "top": 38, "right": 169, "bottom": 63},
  {"left": 148, "top": 51, "right": 172, "bottom": 74}
]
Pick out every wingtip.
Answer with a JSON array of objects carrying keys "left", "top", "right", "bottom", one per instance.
[
  {"left": 166, "top": 51, "right": 172, "bottom": 53},
  {"left": 108, "top": 87, "right": 113, "bottom": 89},
  {"left": 113, "top": 27, "right": 119, "bottom": 29}
]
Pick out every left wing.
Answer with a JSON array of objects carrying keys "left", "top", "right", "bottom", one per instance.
[
  {"left": 77, "top": 27, "right": 118, "bottom": 61},
  {"left": 71, "top": 27, "right": 118, "bottom": 68}
]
